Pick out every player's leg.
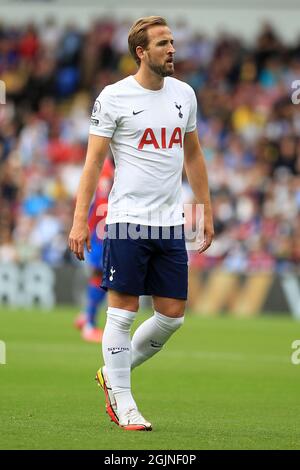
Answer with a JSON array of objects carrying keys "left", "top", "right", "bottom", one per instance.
[
  {"left": 81, "top": 267, "right": 106, "bottom": 342},
  {"left": 97, "top": 223, "right": 152, "bottom": 430},
  {"left": 78, "top": 233, "right": 106, "bottom": 342},
  {"left": 131, "top": 225, "right": 187, "bottom": 369},
  {"left": 84, "top": 235, "right": 106, "bottom": 327},
  {"left": 100, "top": 292, "right": 153, "bottom": 430},
  {"left": 131, "top": 297, "right": 185, "bottom": 369},
  {"left": 102, "top": 289, "right": 139, "bottom": 418},
  {"left": 85, "top": 268, "right": 106, "bottom": 328}
]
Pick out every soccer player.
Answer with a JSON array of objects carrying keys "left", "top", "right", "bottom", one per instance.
[
  {"left": 74, "top": 157, "right": 114, "bottom": 342},
  {"left": 69, "top": 16, "right": 214, "bottom": 431}
]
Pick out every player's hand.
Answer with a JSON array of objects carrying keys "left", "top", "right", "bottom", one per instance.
[
  {"left": 198, "top": 214, "right": 214, "bottom": 254},
  {"left": 68, "top": 222, "right": 91, "bottom": 261}
]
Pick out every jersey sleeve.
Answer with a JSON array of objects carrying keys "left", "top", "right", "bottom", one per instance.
[
  {"left": 89, "top": 87, "right": 118, "bottom": 138},
  {"left": 186, "top": 88, "right": 197, "bottom": 133}
]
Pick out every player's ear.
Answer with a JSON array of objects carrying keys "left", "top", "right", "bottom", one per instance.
[{"left": 136, "top": 46, "right": 144, "bottom": 62}]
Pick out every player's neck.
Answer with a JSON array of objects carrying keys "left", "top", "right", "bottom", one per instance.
[{"left": 133, "top": 69, "right": 164, "bottom": 91}]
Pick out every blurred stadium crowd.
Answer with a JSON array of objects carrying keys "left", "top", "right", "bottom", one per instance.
[{"left": 0, "top": 18, "right": 300, "bottom": 272}]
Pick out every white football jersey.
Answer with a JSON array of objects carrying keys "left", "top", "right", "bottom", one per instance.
[{"left": 89, "top": 75, "right": 197, "bottom": 226}]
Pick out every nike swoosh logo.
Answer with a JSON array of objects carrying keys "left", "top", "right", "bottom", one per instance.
[
  {"left": 133, "top": 110, "right": 145, "bottom": 115},
  {"left": 111, "top": 350, "right": 125, "bottom": 355}
]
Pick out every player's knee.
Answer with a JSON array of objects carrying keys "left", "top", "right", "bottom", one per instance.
[
  {"left": 153, "top": 298, "right": 186, "bottom": 318},
  {"left": 108, "top": 289, "right": 139, "bottom": 312},
  {"left": 164, "top": 311, "right": 185, "bottom": 319},
  {"left": 109, "top": 300, "right": 139, "bottom": 311}
]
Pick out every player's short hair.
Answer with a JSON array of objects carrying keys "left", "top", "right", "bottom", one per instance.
[{"left": 128, "top": 16, "right": 168, "bottom": 65}]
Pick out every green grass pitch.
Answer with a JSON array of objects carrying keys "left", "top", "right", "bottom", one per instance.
[{"left": 0, "top": 306, "right": 300, "bottom": 450}]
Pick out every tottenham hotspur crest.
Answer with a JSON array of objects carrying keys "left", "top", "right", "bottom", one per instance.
[
  {"left": 175, "top": 102, "right": 183, "bottom": 118},
  {"left": 109, "top": 267, "right": 116, "bottom": 281}
]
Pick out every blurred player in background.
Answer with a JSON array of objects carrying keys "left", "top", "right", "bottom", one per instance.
[
  {"left": 74, "top": 157, "right": 114, "bottom": 342},
  {"left": 69, "top": 16, "right": 213, "bottom": 430}
]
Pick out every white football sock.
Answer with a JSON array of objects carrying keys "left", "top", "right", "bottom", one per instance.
[
  {"left": 131, "top": 311, "right": 184, "bottom": 369},
  {"left": 102, "top": 307, "right": 137, "bottom": 415}
]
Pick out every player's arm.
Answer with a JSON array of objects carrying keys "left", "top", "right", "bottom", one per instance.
[
  {"left": 183, "top": 129, "right": 214, "bottom": 253},
  {"left": 68, "top": 134, "right": 111, "bottom": 261}
]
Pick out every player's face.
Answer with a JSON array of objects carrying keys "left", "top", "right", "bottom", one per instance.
[{"left": 143, "top": 26, "right": 176, "bottom": 77}]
